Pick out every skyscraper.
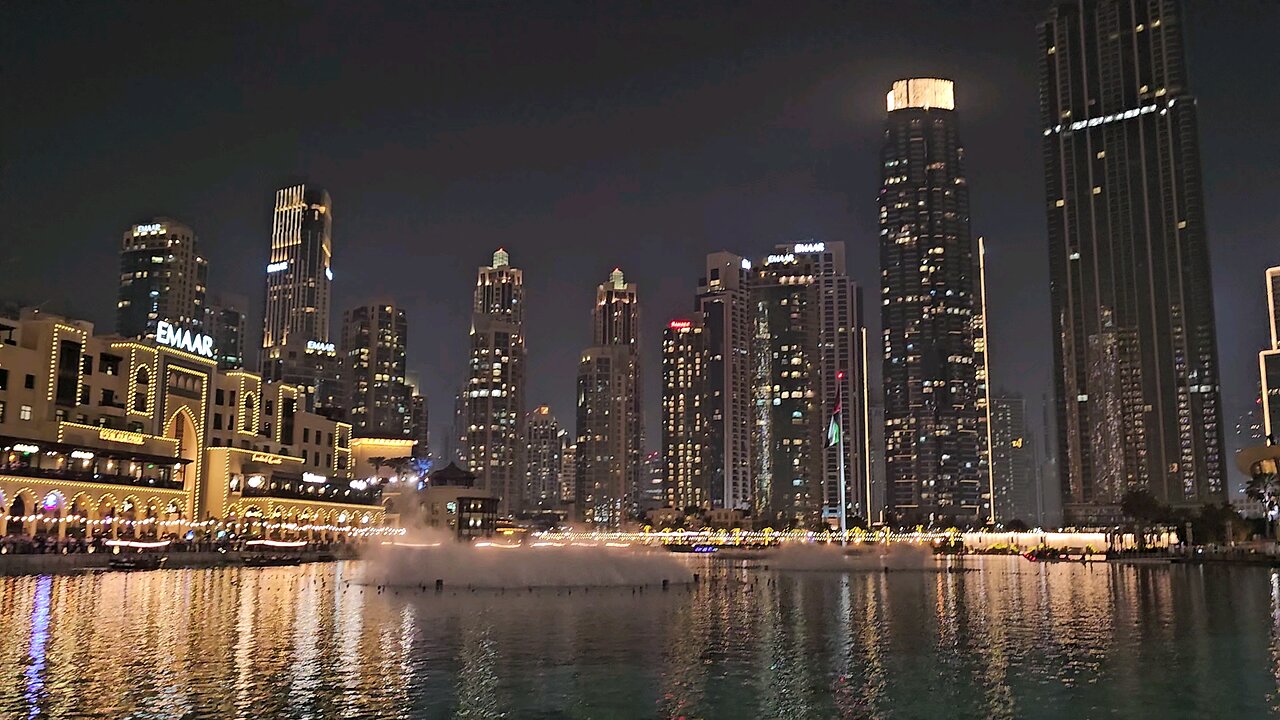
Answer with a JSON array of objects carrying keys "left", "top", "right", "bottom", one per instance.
[
  {"left": 260, "top": 184, "right": 341, "bottom": 415},
  {"left": 879, "top": 78, "right": 986, "bottom": 525},
  {"left": 1041, "top": 1, "right": 1225, "bottom": 522},
  {"left": 575, "top": 268, "right": 642, "bottom": 526},
  {"left": 559, "top": 443, "right": 577, "bottom": 506},
  {"left": 1258, "top": 268, "right": 1280, "bottom": 442},
  {"left": 204, "top": 293, "right": 248, "bottom": 371},
  {"left": 525, "top": 405, "right": 565, "bottom": 510},
  {"left": 752, "top": 241, "right": 870, "bottom": 528},
  {"left": 662, "top": 317, "right": 707, "bottom": 511},
  {"left": 696, "top": 252, "right": 754, "bottom": 512},
  {"left": 341, "top": 301, "right": 411, "bottom": 438},
  {"left": 410, "top": 393, "right": 430, "bottom": 460},
  {"left": 990, "top": 392, "right": 1040, "bottom": 524},
  {"left": 462, "top": 249, "right": 526, "bottom": 514},
  {"left": 117, "top": 218, "right": 207, "bottom": 340}
]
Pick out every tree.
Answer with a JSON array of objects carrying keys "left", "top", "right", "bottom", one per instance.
[
  {"left": 1188, "top": 503, "right": 1243, "bottom": 545},
  {"left": 1006, "top": 518, "right": 1029, "bottom": 532},
  {"left": 1246, "top": 465, "right": 1280, "bottom": 540},
  {"left": 1121, "top": 489, "right": 1168, "bottom": 549}
]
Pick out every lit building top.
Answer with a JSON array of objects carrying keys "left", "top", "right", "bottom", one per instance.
[{"left": 886, "top": 78, "right": 955, "bottom": 112}]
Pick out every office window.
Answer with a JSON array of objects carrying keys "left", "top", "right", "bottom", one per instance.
[
  {"left": 0, "top": 400, "right": 5, "bottom": 423},
  {"left": 0, "top": 368, "right": 7, "bottom": 389},
  {"left": 20, "top": 405, "right": 32, "bottom": 421},
  {"left": 24, "top": 374, "right": 35, "bottom": 389}
]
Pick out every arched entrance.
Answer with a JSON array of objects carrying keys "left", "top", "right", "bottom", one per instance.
[
  {"left": 67, "top": 494, "right": 92, "bottom": 539},
  {"left": 120, "top": 497, "right": 139, "bottom": 539},
  {"left": 35, "top": 491, "right": 63, "bottom": 539},
  {"left": 6, "top": 493, "right": 28, "bottom": 536},
  {"left": 166, "top": 407, "right": 200, "bottom": 491}
]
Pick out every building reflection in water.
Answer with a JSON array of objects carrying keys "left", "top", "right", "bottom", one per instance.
[
  {"left": 0, "top": 559, "right": 1279, "bottom": 718},
  {"left": 23, "top": 574, "right": 51, "bottom": 718}
]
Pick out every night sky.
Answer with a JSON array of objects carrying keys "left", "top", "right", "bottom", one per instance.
[{"left": 3, "top": 1, "right": 1278, "bottom": 491}]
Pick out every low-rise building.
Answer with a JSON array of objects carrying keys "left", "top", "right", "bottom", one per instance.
[
  {"left": 419, "top": 462, "right": 498, "bottom": 539},
  {"left": 0, "top": 308, "right": 389, "bottom": 541}
]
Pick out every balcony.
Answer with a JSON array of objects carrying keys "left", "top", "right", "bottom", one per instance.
[
  {"left": 1, "top": 435, "right": 188, "bottom": 491},
  {"left": 236, "top": 475, "right": 383, "bottom": 507}
]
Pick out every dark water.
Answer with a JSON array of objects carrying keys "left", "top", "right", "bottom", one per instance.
[{"left": 1, "top": 557, "right": 1278, "bottom": 719}]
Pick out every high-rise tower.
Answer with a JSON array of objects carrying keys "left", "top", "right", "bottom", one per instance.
[
  {"left": 662, "top": 317, "right": 707, "bottom": 511},
  {"left": 879, "top": 78, "right": 986, "bottom": 525},
  {"left": 1258, "top": 268, "right": 1280, "bottom": 444},
  {"left": 463, "top": 249, "right": 526, "bottom": 514},
  {"left": 341, "top": 301, "right": 411, "bottom": 438},
  {"left": 696, "top": 252, "right": 754, "bottom": 511},
  {"left": 990, "top": 392, "right": 1040, "bottom": 524},
  {"left": 117, "top": 218, "right": 207, "bottom": 340},
  {"left": 575, "top": 268, "right": 642, "bottom": 526},
  {"left": 525, "top": 405, "right": 565, "bottom": 510},
  {"left": 260, "top": 184, "right": 341, "bottom": 416},
  {"left": 204, "top": 293, "right": 248, "bottom": 371},
  {"left": 752, "top": 241, "right": 870, "bottom": 528},
  {"left": 1041, "top": 0, "right": 1225, "bottom": 522}
]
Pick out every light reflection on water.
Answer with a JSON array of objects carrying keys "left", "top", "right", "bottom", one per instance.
[{"left": 0, "top": 558, "right": 1277, "bottom": 719}]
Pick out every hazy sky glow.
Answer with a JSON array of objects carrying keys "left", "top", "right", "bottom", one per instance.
[{"left": 3, "top": 1, "right": 1278, "bottom": 484}]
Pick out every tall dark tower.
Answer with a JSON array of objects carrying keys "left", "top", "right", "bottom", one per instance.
[
  {"left": 1041, "top": 0, "right": 1224, "bottom": 523},
  {"left": 879, "top": 78, "right": 986, "bottom": 525},
  {"left": 117, "top": 218, "right": 207, "bottom": 340}
]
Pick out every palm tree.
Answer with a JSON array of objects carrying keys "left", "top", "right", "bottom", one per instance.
[{"left": 1246, "top": 466, "right": 1280, "bottom": 539}]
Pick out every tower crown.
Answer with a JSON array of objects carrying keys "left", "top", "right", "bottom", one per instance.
[{"left": 887, "top": 78, "right": 955, "bottom": 112}]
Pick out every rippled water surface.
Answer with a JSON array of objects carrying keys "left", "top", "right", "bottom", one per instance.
[{"left": 2, "top": 557, "right": 1279, "bottom": 719}]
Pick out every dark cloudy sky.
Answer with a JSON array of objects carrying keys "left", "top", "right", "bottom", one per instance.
[{"left": 3, "top": 1, "right": 1278, "bottom": 491}]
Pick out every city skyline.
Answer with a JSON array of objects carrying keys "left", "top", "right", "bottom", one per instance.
[{"left": 3, "top": 2, "right": 1279, "bottom": 499}]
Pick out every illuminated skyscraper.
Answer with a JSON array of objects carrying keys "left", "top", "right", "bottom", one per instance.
[
  {"left": 1258, "top": 268, "right": 1280, "bottom": 443},
  {"left": 117, "top": 218, "right": 207, "bottom": 340},
  {"left": 341, "top": 301, "right": 411, "bottom": 438},
  {"left": 1042, "top": 0, "right": 1225, "bottom": 522},
  {"left": 559, "top": 443, "right": 577, "bottom": 505},
  {"left": 879, "top": 78, "right": 987, "bottom": 525},
  {"left": 462, "top": 249, "right": 526, "bottom": 514},
  {"left": 525, "top": 405, "right": 565, "bottom": 509},
  {"left": 752, "top": 241, "right": 870, "bottom": 528},
  {"left": 575, "top": 268, "right": 642, "bottom": 526},
  {"left": 696, "top": 252, "right": 754, "bottom": 511},
  {"left": 662, "top": 317, "right": 707, "bottom": 511},
  {"left": 260, "top": 184, "right": 340, "bottom": 415}
]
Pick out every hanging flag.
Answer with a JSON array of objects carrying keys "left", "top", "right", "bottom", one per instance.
[{"left": 827, "top": 402, "right": 842, "bottom": 447}]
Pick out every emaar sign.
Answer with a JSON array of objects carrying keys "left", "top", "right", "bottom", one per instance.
[{"left": 156, "top": 321, "right": 215, "bottom": 358}]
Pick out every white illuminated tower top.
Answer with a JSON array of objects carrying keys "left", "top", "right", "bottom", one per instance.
[
  {"left": 886, "top": 78, "right": 955, "bottom": 112},
  {"left": 594, "top": 268, "right": 639, "bottom": 347}
]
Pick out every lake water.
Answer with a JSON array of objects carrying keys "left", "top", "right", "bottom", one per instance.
[{"left": 1, "top": 556, "right": 1277, "bottom": 719}]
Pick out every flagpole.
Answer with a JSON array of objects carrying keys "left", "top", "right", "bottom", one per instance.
[{"left": 837, "top": 370, "right": 847, "bottom": 545}]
